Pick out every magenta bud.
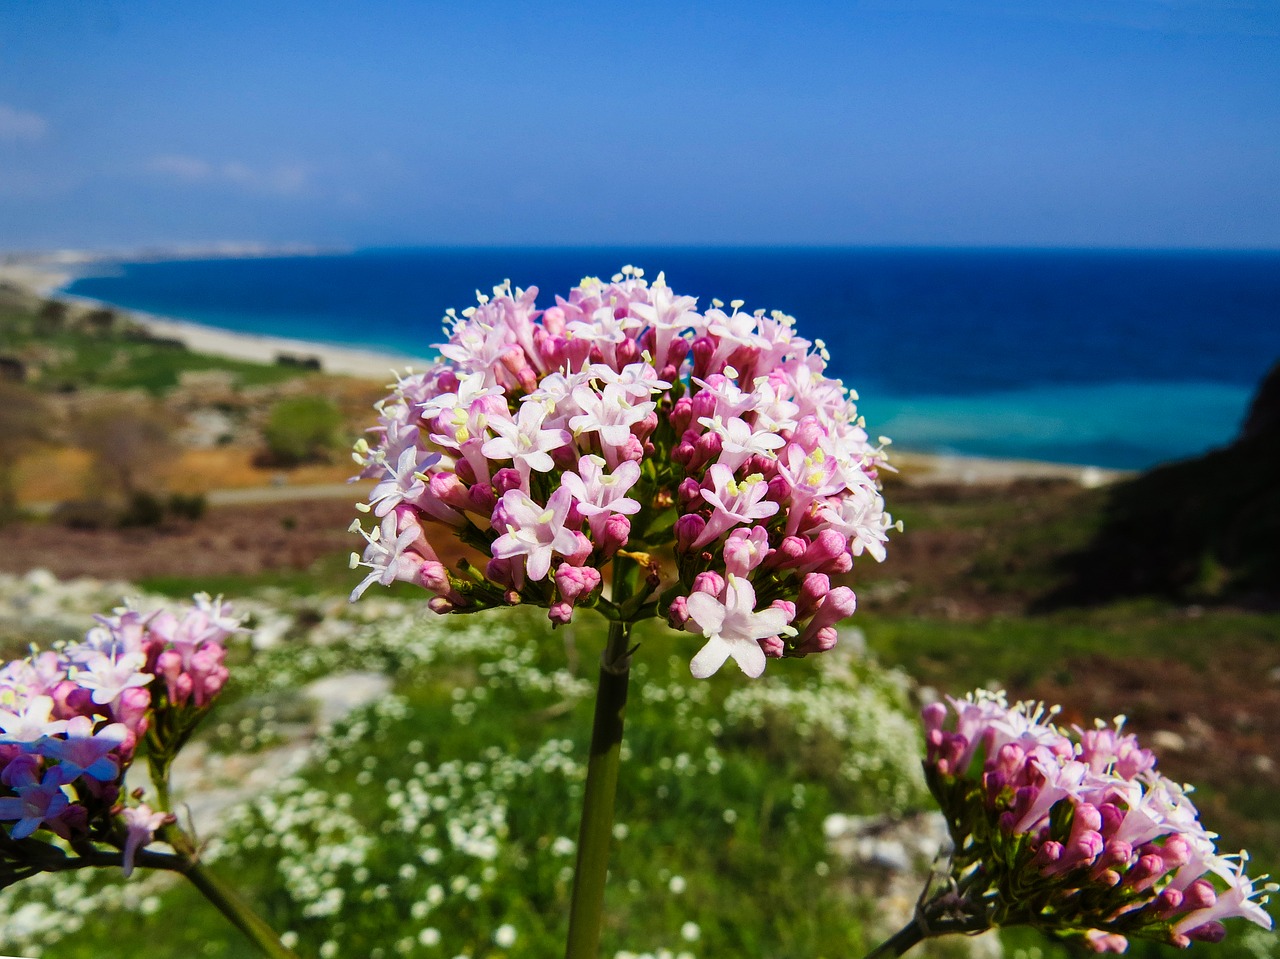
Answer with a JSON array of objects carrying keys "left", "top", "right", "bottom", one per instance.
[
  {"left": 677, "top": 477, "right": 703, "bottom": 509},
  {"left": 485, "top": 556, "right": 518, "bottom": 589},
  {"left": 1032, "top": 840, "right": 1064, "bottom": 871},
  {"left": 1148, "top": 886, "right": 1184, "bottom": 920},
  {"left": 1182, "top": 878, "right": 1217, "bottom": 911},
  {"left": 1157, "top": 834, "right": 1191, "bottom": 871},
  {"left": 671, "top": 396, "right": 694, "bottom": 435},
  {"left": 922, "top": 702, "right": 948, "bottom": 735},
  {"left": 1186, "top": 922, "right": 1227, "bottom": 944},
  {"left": 503, "top": 590, "right": 521, "bottom": 605},
  {"left": 50, "top": 679, "right": 95, "bottom": 719},
  {"left": 453, "top": 457, "right": 477, "bottom": 484},
  {"left": 792, "top": 415, "right": 823, "bottom": 451},
  {"left": 1124, "top": 853, "right": 1167, "bottom": 892},
  {"left": 492, "top": 468, "right": 522, "bottom": 494},
  {"left": 674, "top": 513, "right": 706, "bottom": 552},
  {"left": 1098, "top": 803, "right": 1124, "bottom": 837}
]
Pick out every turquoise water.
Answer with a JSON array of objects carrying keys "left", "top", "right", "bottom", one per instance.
[{"left": 64, "top": 247, "right": 1280, "bottom": 469}]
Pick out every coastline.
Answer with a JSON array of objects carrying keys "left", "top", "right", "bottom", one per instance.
[
  {"left": 0, "top": 251, "right": 1132, "bottom": 488},
  {"left": 62, "top": 294, "right": 432, "bottom": 381},
  {"left": 1, "top": 252, "right": 430, "bottom": 381}
]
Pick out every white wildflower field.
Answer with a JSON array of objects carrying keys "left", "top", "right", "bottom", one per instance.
[{"left": 0, "top": 573, "right": 932, "bottom": 959}]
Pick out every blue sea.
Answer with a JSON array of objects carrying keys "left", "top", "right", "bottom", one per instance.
[{"left": 63, "top": 247, "right": 1280, "bottom": 470}]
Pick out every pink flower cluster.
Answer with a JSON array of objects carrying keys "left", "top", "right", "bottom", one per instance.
[
  {"left": 0, "top": 594, "right": 237, "bottom": 866},
  {"left": 924, "top": 691, "right": 1274, "bottom": 952},
  {"left": 351, "top": 267, "right": 894, "bottom": 678}
]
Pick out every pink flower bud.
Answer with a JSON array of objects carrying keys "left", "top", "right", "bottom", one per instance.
[
  {"left": 691, "top": 336, "right": 715, "bottom": 378},
  {"left": 793, "top": 625, "right": 837, "bottom": 656},
  {"left": 768, "top": 535, "right": 808, "bottom": 568},
  {"left": 759, "top": 635, "right": 786, "bottom": 658},
  {"left": 677, "top": 477, "right": 703, "bottom": 510},
  {"left": 428, "top": 472, "right": 471, "bottom": 511},
  {"left": 615, "top": 337, "right": 640, "bottom": 367},
  {"left": 674, "top": 514, "right": 706, "bottom": 552},
  {"left": 111, "top": 686, "right": 152, "bottom": 736},
  {"left": 427, "top": 596, "right": 455, "bottom": 614},
  {"left": 1031, "top": 840, "right": 1064, "bottom": 871},
  {"left": 467, "top": 482, "right": 497, "bottom": 514},
  {"left": 1083, "top": 931, "right": 1128, "bottom": 954},
  {"left": 1182, "top": 879, "right": 1217, "bottom": 911},
  {"left": 618, "top": 434, "right": 645, "bottom": 463},
  {"left": 797, "top": 573, "right": 831, "bottom": 618},
  {"left": 671, "top": 396, "right": 694, "bottom": 435},
  {"left": 492, "top": 468, "right": 522, "bottom": 495},
  {"left": 691, "top": 571, "right": 726, "bottom": 597},
  {"left": 548, "top": 602, "right": 573, "bottom": 626},
  {"left": 1147, "top": 886, "right": 1184, "bottom": 920},
  {"left": 667, "top": 595, "right": 690, "bottom": 629},
  {"left": 50, "top": 679, "right": 95, "bottom": 719},
  {"left": 797, "top": 529, "right": 852, "bottom": 576},
  {"left": 564, "top": 531, "right": 594, "bottom": 566},
  {"left": 1186, "top": 922, "right": 1227, "bottom": 944},
  {"left": 418, "top": 561, "right": 452, "bottom": 596},
  {"left": 556, "top": 565, "right": 601, "bottom": 605},
  {"left": 598, "top": 514, "right": 631, "bottom": 557},
  {"left": 1123, "top": 853, "right": 1167, "bottom": 892}
]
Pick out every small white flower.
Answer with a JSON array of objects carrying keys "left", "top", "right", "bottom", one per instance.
[
  {"left": 681, "top": 921, "right": 701, "bottom": 942},
  {"left": 494, "top": 924, "right": 517, "bottom": 948},
  {"left": 668, "top": 875, "right": 687, "bottom": 894},
  {"left": 418, "top": 928, "right": 441, "bottom": 947}
]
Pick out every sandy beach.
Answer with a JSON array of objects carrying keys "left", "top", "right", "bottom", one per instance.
[
  {"left": 1, "top": 252, "right": 431, "bottom": 381},
  {"left": 1, "top": 251, "right": 1131, "bottom": 489}
]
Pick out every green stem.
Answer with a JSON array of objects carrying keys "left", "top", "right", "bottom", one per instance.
[
  {"left": 161, "top": 823, "right": 302, "bottom": 959},
  {"left": 564, "top": 593, "right": 635, "bottom": 959}
]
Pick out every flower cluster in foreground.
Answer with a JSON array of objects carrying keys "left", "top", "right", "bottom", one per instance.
[
  {"left": 922, "top": 690, "right": 1274, "bottom": 952},
  {"left": 0, "top": 595, "right": 239, "bottom": 878},
  {"left": 351, "top": 266, "right": 894, "bottom": 677}
]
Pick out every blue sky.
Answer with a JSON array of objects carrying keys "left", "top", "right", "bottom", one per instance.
[{"left": 1, "top": 0, "right": 1278, "bottom": 249}]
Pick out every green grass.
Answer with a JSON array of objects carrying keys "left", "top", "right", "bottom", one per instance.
[{"left": 0, "top": 301, "right": 312, "bottom": 395}]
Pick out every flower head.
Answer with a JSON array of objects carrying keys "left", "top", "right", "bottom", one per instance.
[
  {"left": 922, "top": 690, "right": 1273, "bottom": 951},
  {"left": 0, "top": 594, "right": 243, "bottom": 871},
  {"left": 352, "top": 269, "right": 893, "bottom": 678}
]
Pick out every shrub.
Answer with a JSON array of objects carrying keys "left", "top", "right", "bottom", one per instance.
[{"left": 261, "top": 396, "right": 343, "bottom": 467}]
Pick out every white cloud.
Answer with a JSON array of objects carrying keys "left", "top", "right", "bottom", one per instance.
[
  {"left": 146, "top": 154, "right": 310, "bottom": 195},
  {"left": 0, "top": 104, "right": 48, "bottom": 142}
]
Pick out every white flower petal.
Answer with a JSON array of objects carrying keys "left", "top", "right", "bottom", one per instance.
[{"left": 690, "top": 635, "right": 733, "bottom": 679}]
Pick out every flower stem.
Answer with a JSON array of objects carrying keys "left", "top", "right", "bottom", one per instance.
[
  {"left": 160, "top": 823, "right": 302, "bottom": 959},
  {"left": 863, "top": 919, "right": 925, "bottom": 959},
  {"left": 564, "top": 614, "right": 634, "bottom": 959}
]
